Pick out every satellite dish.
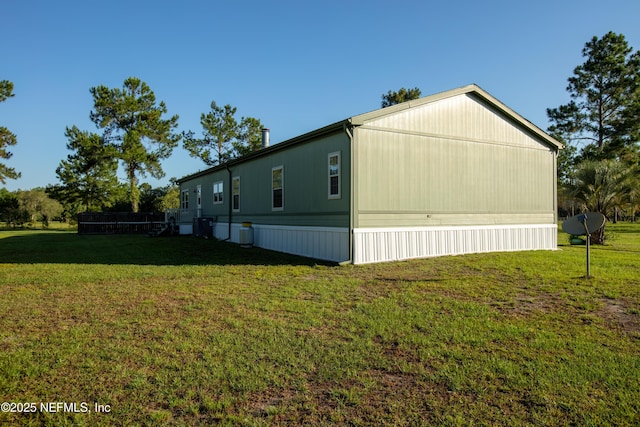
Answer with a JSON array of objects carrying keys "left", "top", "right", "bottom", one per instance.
[
  {"left": 562, "top": 212, "right": 606, "bottom": 236},
  {"left": 561, "top": 212, "right": 606, "bottom": 278}
]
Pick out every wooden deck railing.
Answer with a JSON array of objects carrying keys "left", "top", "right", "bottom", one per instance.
[{"left": 77, "top": 212, "right": 166, "bottom": 234}]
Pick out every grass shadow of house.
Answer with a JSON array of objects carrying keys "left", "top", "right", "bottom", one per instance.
[{"left": 0, "top": 231, "right": 330, "bottom": 266}]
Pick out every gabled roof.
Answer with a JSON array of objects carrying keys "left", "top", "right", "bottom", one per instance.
[
  {"left": 349, "top": 84, "right": 563, "bottom": 150},
  {"left": 179, "top": 84, "right": 562, "bottom": 183}
]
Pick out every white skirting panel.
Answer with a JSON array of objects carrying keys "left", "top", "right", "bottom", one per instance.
[
  {"left": 179, "top": 224, "right": 193, "bottom": 235},
  {"left": 353, "top": 224, "right": 557, "bottom": 265},
  {"left": 213, "top": 223, "right": 350, "bottom": 263}
]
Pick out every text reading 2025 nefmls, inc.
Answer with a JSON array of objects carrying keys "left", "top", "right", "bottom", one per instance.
[{"left": 1, "top": 402, "right": 111, "bottom": 413}]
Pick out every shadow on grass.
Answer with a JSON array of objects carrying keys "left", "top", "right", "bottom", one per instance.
[{"left": 0, "top": 231, "right": 330, "bottom": 266}]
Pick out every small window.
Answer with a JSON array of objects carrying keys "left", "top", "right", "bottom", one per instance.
[
  {"left": 328, "top": 152, "right": 341, "bottom": 199},
  {"left": 181, "top": 189, "right": 189, "bottom": 211},
  {"left": 213, "top": 181, "right": 224, "bottom": 204},
  {"left": 232, "top": 176, "right": 240, "bottom": 212},
  {"left": 272, "top": 166, "right": 283, "bottom": 211}
]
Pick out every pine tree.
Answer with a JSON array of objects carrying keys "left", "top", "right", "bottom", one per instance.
[
  {"left": 381, "top": 87, "right": 422, "bottom": 107},
  {"left": 90, "top": 77, "right": 180, "bottom": 212},
  {"left": 0, "top": 80, "right": 21, "bottom": 183},
  {"left": 48, "top": 126, "right": 120, "bottom": 213},
  {"left": 547, "top": 32, "right": 640, "bottom": 163},
  {"left": 183, "top": 101, "right": 263, "bottom": 166}
]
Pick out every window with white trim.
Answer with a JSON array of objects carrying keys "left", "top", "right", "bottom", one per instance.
[
  {"left": 328, "top": 151, "right": 341, "bottom": 199},
  {"left": 272, "top": 166, "right": 283, "bottom": 210},
  {"left": 232, "top": 176, "right": 240, "bottom": 212},
  {"left": 213, "top": 181, "right": 224, "bottom": 204},
  {"left": 181, "top": 189, "right": 189, "bottom": 211}
]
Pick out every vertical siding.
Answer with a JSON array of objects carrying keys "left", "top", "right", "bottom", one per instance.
[
  {"left": 227, "top": 130, "right": 350, "bottom": 224},
  {"left": 177, "top": 88, "right": 559, "bottom": 264},
  {"left": 179, "top": 131, "right": 351, "bottom": 229},
  {"left": 354, "top": 92, "right": 556, "bottom": 229},
  {"left": 178, "top": 130, "right": 352, "bottom": 262},
  {"left": 212, "top": 223, "right": 349, "bottom": 263},
  {"left": 353, "top": 224, "right": 557, "bottom": 264},
  {"left": 253, "top": 225, "right": 349, "bottom": 262},
  {"left": 365, "top": 93, "right": 546, "bottom": 150},
  {"left": 356, "top": 128, "right": 555, "bottom": 215}
]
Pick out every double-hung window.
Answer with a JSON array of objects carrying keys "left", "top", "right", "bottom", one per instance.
[
  {"left": 213, "top": 181, "right": 224, "bottom": 204},
  {"left": 328, "top": 152, "right": 341, "bottom": 199},
  {"left": 232, "top": 177, "right": 240, "bottom": 212},
  {"left": 181, "top": 189, "right": 189, "bottom": 211},
  {"left": 272, "top": 166, "right": 283, "bottom": 211}
]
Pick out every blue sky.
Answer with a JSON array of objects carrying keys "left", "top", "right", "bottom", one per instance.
[{"left": 2, "top": 0, "right": 639, "bottom": 191}]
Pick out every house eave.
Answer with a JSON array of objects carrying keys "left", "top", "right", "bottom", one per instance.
[
  {"left": 177, "top": 120, "right": 348, "bottom": 184},
  {"left": 178, "top": 83, "right": 563, "bottom": 185}
]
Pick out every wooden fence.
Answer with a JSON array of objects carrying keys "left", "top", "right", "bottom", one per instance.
[{"left": 77, "top": 212, "right": 165, "bottom": 234}]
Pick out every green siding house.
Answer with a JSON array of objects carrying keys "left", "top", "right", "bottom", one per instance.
[{"left": 177, "top": 84, "right": 562, "bottom": 264}]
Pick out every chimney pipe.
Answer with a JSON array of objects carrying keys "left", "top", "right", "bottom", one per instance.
[{"left": 261, "top": 128, "right": 270, "bottom": 148}]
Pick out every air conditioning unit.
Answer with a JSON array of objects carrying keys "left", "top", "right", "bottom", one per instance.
[{"left": 193, "top": 217, "right": 215, "bottom": 238}]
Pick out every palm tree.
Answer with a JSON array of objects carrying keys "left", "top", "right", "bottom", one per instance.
[{"left": 570, "top": 159, "right": 638, "bottom": 243}]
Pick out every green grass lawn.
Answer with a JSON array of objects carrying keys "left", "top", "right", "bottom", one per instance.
[{"left": 0, "top": 225, "right": 638, "bottom": 426}]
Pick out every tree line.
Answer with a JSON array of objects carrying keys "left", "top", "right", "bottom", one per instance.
[
  {"left": 0, "top": 76, "right": 265, "bottom": 220},
  {"left": 0, "top": 184, "right": 182, "bottom": 228},
  {"left": 49, "top": 77, "right": 265, "bottom": 215},
  {"left": 1, "top": 32, "right": 638, "bottom": 231},
  {"left": 548, "top": 32, "right": 639, "bottom": 243}
]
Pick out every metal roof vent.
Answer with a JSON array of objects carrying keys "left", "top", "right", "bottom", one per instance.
[{"left": 261, "top": 128, "right": 270, "bottom": 149}]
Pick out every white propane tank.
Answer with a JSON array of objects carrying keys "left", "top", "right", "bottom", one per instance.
[{"left": 239, "top": 222, "right": 254, "bottom": 247}]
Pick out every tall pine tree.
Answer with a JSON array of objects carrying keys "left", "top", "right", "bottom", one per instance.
[
  {"left": 0, "top": 80, "right": 21, "bottom": 183},
  {"left": 547, "top": 32, "right": 640, "bottom": 163},
  {"left": 549, "top": 32, "right": 640, "bottom": 230},
  {"left": 48, "top": 126, "right": 120, "bottom": 213},
  {"left": 90, "top": 77, "right": 180, "bottom": 212},
  {"left": 183, "top": 101, "right": 263, "bottom": 166}
]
